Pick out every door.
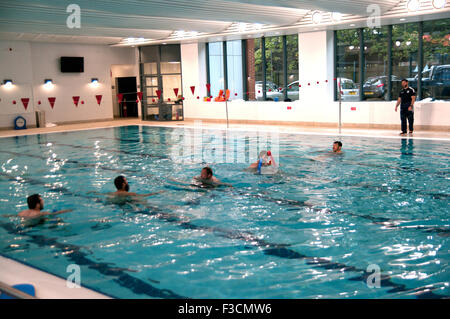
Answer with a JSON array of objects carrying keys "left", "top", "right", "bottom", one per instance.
[{"left": 116, "top": 77, "right": 137, "bottom": 117}]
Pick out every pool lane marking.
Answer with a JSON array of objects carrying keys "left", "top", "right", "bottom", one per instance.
[
  {"left": 0, "top": 222, "right": 188, "bottom": 299},
  {"left": 1, "top": 149, "right": 448, "bottom": 236},
  {"left": 0, "top": 172, "right": 447, "bottom": 299}
]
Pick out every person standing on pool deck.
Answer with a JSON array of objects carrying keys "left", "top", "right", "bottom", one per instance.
[
  {"left": 395, "top": 79, "right": 416, "bottom": 136},
  {"left": 18, "top": 194, "right": 72, "bottom": 219}
]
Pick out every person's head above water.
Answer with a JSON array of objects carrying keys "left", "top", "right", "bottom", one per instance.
[
  {"left": 27, "top": 194, "right": 43, "bottom": 210},
  {"left": 333, "top": 141, "right": 343, "bottom": 153},
  {"left": 114, "top": 176, "right": 129, "bottom": 191},
  {"left": 200, "top": 167, "right": 213, "bottom": 180}
]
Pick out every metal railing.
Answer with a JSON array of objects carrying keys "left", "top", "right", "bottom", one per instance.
[{"left": 0, "top": 281, "right": 37, "bottom": 299}]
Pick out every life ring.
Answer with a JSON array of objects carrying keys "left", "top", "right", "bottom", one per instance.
[{"left": 14, "top": 116, "right": 27, "bottom": 130}]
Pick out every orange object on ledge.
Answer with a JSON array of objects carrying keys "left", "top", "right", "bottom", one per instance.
[{"left": 214, "top": 89, "right": 230, "bottom": 102}]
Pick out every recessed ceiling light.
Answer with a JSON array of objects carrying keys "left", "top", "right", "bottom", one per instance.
[
  {"left": 331, "top": 12, "right": 342, "bottom": 22},
  {"left": 350, "top": 24, "right": 356, "bottom": 27},
  {"left": 312, "top": 11, "right": 322, "bottom": 24},
  {"left": 400, "top": 18, "right": 406, "bottom": 21},
  {"left": 432, "top": 0, "right": 446, "bottom": 9},
  {"left": 407, "top": 0, "right": 420, "bottom": 12}
]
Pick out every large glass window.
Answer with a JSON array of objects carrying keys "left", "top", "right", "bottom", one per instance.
[
  {"left": 208, "top": 35, "right": 299, "bottom": 103},
  {"left": 226, "top": 40, "right": 243, "bottom": 100},
  {"left": 363, "top": 26, "right": 389, "bottom": 101},
  {"left": 391, "top": 23, "right": 419, "bottom": 99},
  {"left": 208, "top": 42, "right": 224, "bottom": 98},
  {"left": 253, "top": 38, "right": 264, "bottom": 101},
  {"left": 423, "top": 19, "right": 450, "bottom": 101},
  {"left": 265, "top": 36, "right": 284, "bottom": 102},
  {"left": 286, "top": 34, "right": 299, "bottom": 101},
  {"left": 336, "top": 29, "right": 360, "bottom": 101}
]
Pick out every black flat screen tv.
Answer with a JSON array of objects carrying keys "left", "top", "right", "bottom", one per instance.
[{"left": 60, "top": 57, "right": 84, "bottom": 72}]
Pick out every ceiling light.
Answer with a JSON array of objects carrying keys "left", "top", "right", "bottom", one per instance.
[
  {"left": 126, "top": 37, "right": 135, "bottom": 43},
  {"left": 2, "top": 79, "right": 13, "bottom": 88},
  {"left": 407, "top": 0, "right": 420, "bottom": 11},
  {"left": 432, "top": 0, "right": 446, "bottom": 9},
  {"left": 253, "top": 23, "right": 263, "bottom": 30},
  {"left": 312, "top": 11, "right": 322, "bottom": 24},
  {"left": 238, "top": 23, "right": 247, "bottom": 32},
  {"left": 176, "top": 30, "right": 185, "bottom": 38},
  {"left": 43, "top": 79, "right": 54, "bottom": 89},
  {"left": 331, "top": 12, "right": 342, "bottom": 22},
  {"left": 350, "top": 23, "right": 356, "bottom": 27},
  {"left": 400, "top": 18, "right": 406, "bottom": 21}
]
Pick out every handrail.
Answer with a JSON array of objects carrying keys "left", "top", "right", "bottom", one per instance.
[{"left": 0, "top": 281, "right": 37, "bottom": 299}]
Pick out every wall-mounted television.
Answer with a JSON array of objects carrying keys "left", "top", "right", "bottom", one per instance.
[{"left": 60, "top": 57, "right": 84, "bottom": 73}]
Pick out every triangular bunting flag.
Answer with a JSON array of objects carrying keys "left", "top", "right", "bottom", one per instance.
[
  {"left": 156, "top": 90, "right": 161, "bottom": 99},
  {"left": 95, "top": 95, "right": 102, "bottom": 105},
  {"left": 190, "top": 86, "right": 195, "bottom": 95},
  {"left": 137, "top": 92, "right": 143, "bottom": 102},
  {"left": 48, "top": 97, "right": 56, "bottom": 109},
  {"left": 173, "top": 88, "right": 179, "bottom": 97},
  {"left": 72, "top": 96, "right": 80, "bottom": 107},
  {"left": 21, "top": 98, "right": 30, "bottom": 110},
  {"left": 117, "top": 93, "right": 124, "bottom": 104}
]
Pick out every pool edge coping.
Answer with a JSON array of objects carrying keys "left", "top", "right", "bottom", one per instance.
[{"left": 0, "top": 254, "right": 113, "bottom": 299}]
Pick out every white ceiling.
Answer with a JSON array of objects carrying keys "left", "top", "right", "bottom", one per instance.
[{"left": 0, "top": 0, "right": 448, "bottom": 45}]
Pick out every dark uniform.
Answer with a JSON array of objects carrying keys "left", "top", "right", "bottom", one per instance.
[{"left": 399, "top": 87, "right": 416, "bottom": 133}]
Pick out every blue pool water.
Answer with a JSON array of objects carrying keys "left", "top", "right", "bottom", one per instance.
[{"left": 0, "top": 125, "right": 449, "bottom": 299}]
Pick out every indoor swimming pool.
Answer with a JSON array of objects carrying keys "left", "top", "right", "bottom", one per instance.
[{"left": 0, "top": 125, "right": 448, "bottom": 299}]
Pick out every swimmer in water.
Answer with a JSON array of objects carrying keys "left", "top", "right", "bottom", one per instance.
[
  {"left": 194, "top": 167, "right": 221, "bottom": 186},
  {"left": 17, "top": 194, "right": 72, "bottom": 226},
  {"left": 248, "top": 151, "right": 278, "bottom": 174},
  {"left": 332, "top": 141, "right": 343, "bottom": 153}
]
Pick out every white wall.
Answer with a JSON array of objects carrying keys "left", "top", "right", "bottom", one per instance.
[
  {"left": 180, "top": 33, "right": 450, "bottom": 130},
  {"left": 0, "top": 41, "right": 135, "bottom": 128}
]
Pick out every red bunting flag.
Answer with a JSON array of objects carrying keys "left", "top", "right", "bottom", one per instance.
[
  {"left": 190, "top": 86, "right": 195, "bottom": 95},
  {"left": 48, "top": 97, "right": 56, "bottom": 109},
  {"left": 96, "top": 95, "right": 102, "bottom": 105},
  {"left": 117, "top": 93, "right": 124, "bottom": 104},
  {"left": 12, "top": 100, "right": 16, "bottom": 105},
  {"left": 72, "top": 96, "right": 80, "bottom": 107},
  {"left": 137, "top": 92, "right": 143, "bottom": 102},
  {"left": 173, "top": 88, "right": 179, "bottom": 97},
  {"left": 21, "top": 98, "right": 30, "bottom": 110},
  {"left": 206, "top": 83, "right": 211, "bottom": 92},
  {"left": 156, "top": 90, "right": 161, "bottom": 99}
]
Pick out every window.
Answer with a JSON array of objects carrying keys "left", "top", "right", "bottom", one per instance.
[
  {"left": 363, "top": 26, "right": 389, "bottom": 101},
  {"left": 253, "top": 38, "right": 264, "bottom": 101},
  {"left": 265, "top": 36, "right": 284, "bottom": 102},
  {"left": 336, "top": 29, "right": 360, "bottom": 101},
  {"left": 335, "top": 19, "right": 450, "bottom": 101},
  {"left": 208, "top": 42, "right": 224, "bottom": 98},
  {"left": 226, "top": 40, "right": 243, "bottom": 100},
  {"left": 391, "top": 23, "right": 419, "bottom": 100},
  {"left": 208, "top": 35, "right": 299, "bottom": 103},
  {"left": 423, "top": 18, "right": 450, "bottom": 101},
  {"left": 286, "top": 34, "right": 299, "bottom": 101}
]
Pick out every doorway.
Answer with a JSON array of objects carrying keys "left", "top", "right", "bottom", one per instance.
[{"left": 116, "top": 77, "right": 137, "bottom": 117}]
